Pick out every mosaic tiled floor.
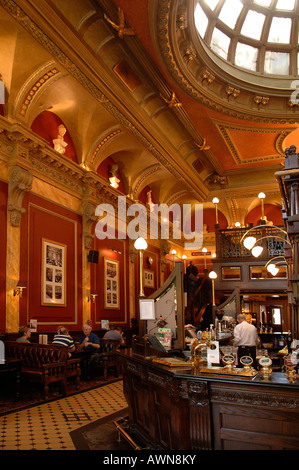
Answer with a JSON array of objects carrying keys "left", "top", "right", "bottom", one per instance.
[{"left": 0, "top": 380, "right": 127, "bottom": 450}]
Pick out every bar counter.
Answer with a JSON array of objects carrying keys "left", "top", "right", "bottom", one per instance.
[{"left": 118, "top": 349, "right": 299, "bottom": 450}]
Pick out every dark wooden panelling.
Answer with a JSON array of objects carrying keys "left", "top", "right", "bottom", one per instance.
[{"left": 119, "top": 350, "right": 299, "bottom": 450}]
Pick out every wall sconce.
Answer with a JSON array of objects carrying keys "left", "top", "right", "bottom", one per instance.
[
  {"left": 13, "top": 281, "right": 26, "bottom": 298},
  {"left": 87, "top": 290, "right": 98, "bottom": 303},
  {"left": 134, "top": 237, "right": 148, "bottom": 297},
  {"left": 209, "top": 271, "right": 217, "bottom": 306},
  {"left": 212, "top": 197, "right": 219, "bottom": 225}
]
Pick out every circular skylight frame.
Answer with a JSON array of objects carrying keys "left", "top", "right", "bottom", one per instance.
[{"left": 194, "top": 0, "right": 299, "bottom": 77}]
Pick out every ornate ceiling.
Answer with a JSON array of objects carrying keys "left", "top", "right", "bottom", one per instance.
[{"left": 0, "top": 0, "right": 297, "bottom": 242}]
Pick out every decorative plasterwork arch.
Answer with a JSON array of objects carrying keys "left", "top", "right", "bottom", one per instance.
[
  {"left": 85, "top": 127, "right": 122, "bottom": 170},
  {"left": 130, "top": 164, "right": 162, "bottom": 200},
  {"left": 165, "top": 190, "right": 190, "bottom": 206},
  {"left": 13, "top": 62, "right": 61, "bottom": 122}
]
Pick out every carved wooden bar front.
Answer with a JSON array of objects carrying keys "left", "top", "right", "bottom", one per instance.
[{"left": 118, "top": 350, "right": 299, "bottom": 450}]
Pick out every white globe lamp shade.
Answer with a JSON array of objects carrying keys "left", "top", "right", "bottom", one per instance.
[
  {"left": 209, "top": 271, "right": 217, "bottom": 279},
  {"left": 134, "top": 237, "right": 148, "bottom": 251},
  {"left": 251, "top": 245, "right": 263, "bottom": 257},
  {"left": 267, "top": 263, "right": 276, "bottom": 273},
  {"left": 243, "top": 236, "right": 256, "bottom": 250}
]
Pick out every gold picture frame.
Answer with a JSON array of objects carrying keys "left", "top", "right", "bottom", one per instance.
[
  {"left": 41, "top": 238, "right": 66, "bottom": 306},
  {"left": 104, "top": 257, "right": 120, "bottom": 309}
]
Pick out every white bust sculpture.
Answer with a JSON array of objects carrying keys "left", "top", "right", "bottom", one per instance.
[{"left": 53, "top": 124, "right": 68, "bottom": 154}]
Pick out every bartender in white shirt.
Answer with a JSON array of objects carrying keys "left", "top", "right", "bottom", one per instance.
[{"left": 233, "top": 314, "right": 260, "bottom": 368}]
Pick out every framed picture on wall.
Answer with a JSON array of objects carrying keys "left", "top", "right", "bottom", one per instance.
[
  {"left": 104, "top": 258, "right": 120, "bottom": 309},
  {"left": 144, "top": 269, "right": 154, "bottom": 288},
  {"left": 41, "top": 239, "right": 66, "bottom": 306}
]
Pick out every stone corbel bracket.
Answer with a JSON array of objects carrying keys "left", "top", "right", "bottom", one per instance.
[{"left": 8, "top": 165, "right": 33, "bottom": 226}]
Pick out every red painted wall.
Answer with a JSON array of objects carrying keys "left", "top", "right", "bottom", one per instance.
[
  {"left": 245, "top": 204, "right": 283, "bottom": 227},
  {"left": 90, "top": 235, "right": 130, "bottom": 328},
  {"left": 0, "top": 180, "right": 7, "bottom": 332},
  {"left": 203, "top": 208, "right": 228, "bottom": 231},
  {"left": 183, "top": 207, "right": 228, "bottom": 235},
  {"left": 19, "top": 193, "right": 83, "bottom": 331}
]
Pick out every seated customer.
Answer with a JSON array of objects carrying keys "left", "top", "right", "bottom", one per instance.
[
  {"left": 103, "top": 323, "right": 125, "bottom": 347},
  {"left": 52, "top": 326, "right": 75, "bottom": 357},
  {"left": 16, "top": 326, "right": 31, "bottom": 343},
  {"left": 78, "top": 324, "right": 100, "bottom": 352},
  {"left": 78, "top": 324, "right": 101, "bottom": 379}
]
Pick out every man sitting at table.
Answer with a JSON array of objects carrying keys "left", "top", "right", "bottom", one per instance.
[
  {"left": 52, "top": 326, "right": 75, "bottom": 357},
  {"left": 103, "top": 323, "right": 125, "bottom": 347},
  {"left": 78, "top": 324, "right": 101, "bottom": 379}
]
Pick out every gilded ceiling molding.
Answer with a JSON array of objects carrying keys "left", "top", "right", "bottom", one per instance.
[
  {"left": 18, "top": 67, "right": 59, "bottom": 118},
  {"left": 87, "top": 128, "right": 122, "bottom": 169},
  {"left": 166, "top": 190, "right": 189, "bottom": 206},
  {"left": 215, "top": 121, "right": 294, "bottom": 165},
  {"left": 154, "top": 0, "right": 299, "bottom": 124}
]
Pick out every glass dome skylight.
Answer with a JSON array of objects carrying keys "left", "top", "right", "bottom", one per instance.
[{"left": 194, "top": 0, "right": 299, "bottom": 76}]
